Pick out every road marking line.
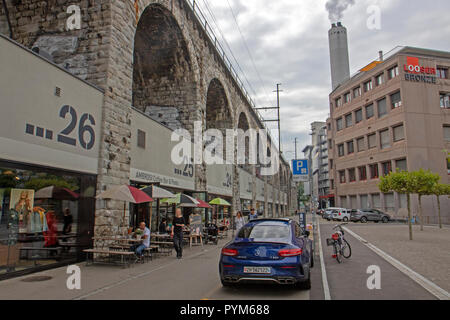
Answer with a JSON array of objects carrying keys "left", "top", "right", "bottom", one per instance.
[
  {"left": 343, "top": 226, "right": 450, "bottom": 300},
  {"left": 72, "top": 249, "right": 211, "bottom": 300},
  {"left": 317, "top": 221, "right": 331, "bottom": 300}
]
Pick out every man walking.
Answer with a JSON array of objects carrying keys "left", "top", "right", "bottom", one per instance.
[
  {"left": 171, "top": 208, "right": 186, "bottom": 259},
  {"left": 249, "top": 208, "right": 258, "bottom": 221}
]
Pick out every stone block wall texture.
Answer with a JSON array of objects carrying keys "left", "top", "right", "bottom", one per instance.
[{"left": 0, "top": 0, "right": 297, "bottom": 238}]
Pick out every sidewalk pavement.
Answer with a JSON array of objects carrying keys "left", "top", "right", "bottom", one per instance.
[
  {"left": 346, "top": 223, "right": 450, "bottom": 292},
  {"left": 0, "top": 234, "right": 231, "bottom": 300}
]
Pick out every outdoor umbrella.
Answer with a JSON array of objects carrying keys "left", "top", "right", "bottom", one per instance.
[
  {"left": 196, "top": 199, "right": 212, "bottom": 209},
  {"left": 209, "top": 198, "right": 231, "bottom": 226},
  {"left": 35, "top": 186, "right": 80, "bottom": 200},
  {"left": 96, "top": 185, "right": 153, "bottom": 232},
  {"left": 160, "top": 193, "right": 199, "bottom": 208},
  {"left": 140, "top": 185, "right": 176, "bottom": 232}
]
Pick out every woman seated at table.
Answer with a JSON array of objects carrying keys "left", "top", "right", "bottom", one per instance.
[{"left": 131, "top": 222, "right": 150, "bottom": 257}]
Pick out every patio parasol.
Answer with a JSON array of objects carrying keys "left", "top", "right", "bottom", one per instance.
[
  {"left": 35, "top": 186, "right": 80, "bottom": 200},
  {"left": 140, "top": 185, "right": 176, "bottom": 231},
  {"left": 196, "top": 199, "right": 212, "bottom": 209},
  {"left": 209, "top": 198, "right": 231, "bottom": 226},
  {"left": 96, "top": 185, "right": 153, "bottom": 233},
  {"left": 160, "top": 193, "right": 199, "bottom": 208}
]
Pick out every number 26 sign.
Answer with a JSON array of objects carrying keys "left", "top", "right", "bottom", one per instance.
[{"left": 26, "top": 105, "right": 97, "bottom": 151}]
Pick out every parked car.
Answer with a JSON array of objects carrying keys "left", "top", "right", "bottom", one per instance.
[
  {"left": 332, "top": 208, "right": 352, "bottom": 222},
  {"left": 351, "top": 209, "right": 391, "bottom": 223},
  {"left": 219, "top": 218, "right": 313, "bottom": 289},
  {"left": 316, "top": 209, "right": 325, "bottom": 216},
  {"left": 323, "top": 208, "right": 336, "bottom": 221}
]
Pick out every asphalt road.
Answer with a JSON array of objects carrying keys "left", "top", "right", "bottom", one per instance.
[
  {"left": 318, "top": 220, "right": 436, "bottom": 300},
  {"left": 75, "top": 238, "right": 310, "bottom": 300}
]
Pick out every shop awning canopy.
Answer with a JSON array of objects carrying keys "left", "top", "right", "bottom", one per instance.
[
  {"left": 140, "top": 185, "right": 176, "bottom": 199},
  {"left": 209, "top": 198, "right": 231, "bottom": 207},
  {"left": 96, "top": 185, "right": 153, "bottom": 204},
  {"left": 160, "top": 193, "right": 199, "bottom": 208}
]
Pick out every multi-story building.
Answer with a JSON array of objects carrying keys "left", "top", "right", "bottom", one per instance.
[{"left": 327, "top": 46, "right": 450, "bottom": 222}]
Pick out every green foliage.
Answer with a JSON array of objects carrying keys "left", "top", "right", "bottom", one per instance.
[
  {"left": 433, "top": 183, "right": 450, "bottom": 196},
  {"left": 410, "top": 169, "right": 440, "bottom": 196},
  {"left": 378, "top": 170, "right": 415, "bottom": 194}
]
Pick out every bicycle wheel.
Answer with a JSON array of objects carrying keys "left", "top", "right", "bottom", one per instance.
[
  {"left": 341, "top": 238, "right": 352, "bottom": 259},
  {"left": 333, "top": 243, "right": 342, "bottom": 263}
]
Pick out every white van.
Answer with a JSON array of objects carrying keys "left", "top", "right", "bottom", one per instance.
[{"left": 331, "top": 208, "right": 352, "bottom": 222}]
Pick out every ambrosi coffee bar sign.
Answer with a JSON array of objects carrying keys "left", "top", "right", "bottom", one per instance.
[{"left": 404, "top": 56, "right": 437, "bottom": 84}]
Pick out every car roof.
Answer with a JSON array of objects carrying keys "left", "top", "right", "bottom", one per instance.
[{"left": 249, "top": 218, "right": 292, "bottom": 225}]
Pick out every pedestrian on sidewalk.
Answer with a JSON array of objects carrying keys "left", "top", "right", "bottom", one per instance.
[
  {"left": 235, "top": 211, "right": 246, "bottom": 232},
  {"left": 249, "top": 208, "right": 258, "bottom": 221},
  {"left": 171, "top": 208, "right": 186, "bottom": 259}
]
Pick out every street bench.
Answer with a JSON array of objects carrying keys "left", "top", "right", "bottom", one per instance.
[{"left": 83, "top": 249, "right": 136, "bottom": 268}]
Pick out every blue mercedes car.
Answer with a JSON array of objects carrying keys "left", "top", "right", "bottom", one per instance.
[{"left": 219, "top": 218, "right": 314, "bottom": 289}]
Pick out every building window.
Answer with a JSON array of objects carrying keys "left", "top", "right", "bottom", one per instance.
[
  {"left": 330, "top": 179, "right": 335, "bottom": 189},
  {"left": 348, "top": 168, "right": 356, "bottom": 182},
  {"left": 369, "top": 164, "right": 379, "bottom": 179},
  {"left": 137, "top": 129, "right": 146, "bottom": 149},
  {"left": 437, "top": 67, "right": 448, "bottom": 79},
  {"left": 372, "top": 193, "right": 381, "bottom": 209},
  {"left": 377, "top": 98, "right": 387, "bottom": 118},
  {"left": 376, "top": 73, "right": 384, "bottom": 86},
  {"left": 393, "top": 124, "right": 405, "bottom": 142},
  {"left": 396, "top": 159, "right": 407, "bottom": 172},
  {"left": 355, "top": 109, "right": 363, "bottom": 124},
  {"left": 385, "top": 193, "right": 395, "bottom": 212},
  {"left": 336, "top": 118, "right": 343, "bottom": 131},
  {"left": 338, "top": 144, "right": 345, "bottom": 157},
  {"left": 364, "top": 80, "right": 373, "bottom": 92},
  {"left": 336, "top": 97, "right": 343, "bottom": 107},
  {"left": 366, "top": 104, "right": 374, "bottom": 119},
  {"left": 368, "top": 133, "right": 377, "bottom": 149},
  {"left": 380, "top": 129, "right": 391, "bottom": 149},
  {"left": 347, "top": 140, "right": 354, "bottom": 154},
  {"left": 440, "top": 93, "right": 450, "bottom": 109},
  {"left": 359, "top": 166, "right": 367, "bottom": 180},
  {"left": 328, "top": 123, "right": 331, "bottom": 130},
  {"left": 391, "top": 91, "right": 402, "bottom": 109},
  {"left": 345, "top": 113, "right": 353, "bottom": 127},
  {"left": 328, "top": 139, "right": 333, "bottom": 149},
  {"left": 339, "top": 170, "right": 346, "bottom": 184},
  {"left": 330, "top": 159, "right": 334, "bottom": 168},
  {"left": 360, "top": 194, "right": 369, "bottom": 209},
  {"left": 388, "top": 65, "right": 399, "bottom": 79},
  {"left": 444, "top": 126, "right": 450, "bottom": 142},
  {"left": 344, "top": 92, "right": 351, "bottom": 103},
  {"left": 353, "top": 86, "right": 361, "bottom": 98},
  {"left": 382, "top": 161, "right": 392, "bottom": 176},
  {"left": 357, "top": 137, "right": 366, "bottom": 152}
]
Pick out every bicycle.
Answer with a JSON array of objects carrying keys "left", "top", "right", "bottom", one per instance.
[{"left": 326, "top": 223, "right": 352, "bottom": 263}]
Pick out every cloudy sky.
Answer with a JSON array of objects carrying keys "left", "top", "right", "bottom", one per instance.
[{"left": 196, "top": 0, "right": 450, "bottom": 164}]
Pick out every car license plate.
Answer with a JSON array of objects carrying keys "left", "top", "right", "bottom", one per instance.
[{"left": 243, "top": 267, "right": 271, "bottom": 274}]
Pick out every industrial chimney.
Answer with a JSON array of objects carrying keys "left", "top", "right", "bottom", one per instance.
[{"left": 328, "top": 22, "right": 350, "bottom": 91}]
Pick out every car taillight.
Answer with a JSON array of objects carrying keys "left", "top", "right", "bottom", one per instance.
[
  {"left": 332, "top": 254, "right": 337, "bottom": 258},
  {"left": 332, "top": 233, "right": 340, "bottom": 240},
  {"left": 221, "top": 248, "right": 238, "bottom": 256},
  {"left": 223, "top": 265, "right": 235, "bottom": 268},
  {"left": 278, "top": 248, "right": 303, "bottom": 257},
  {"left": 339, "top": 212, "right": 342, "bottom": 216}
]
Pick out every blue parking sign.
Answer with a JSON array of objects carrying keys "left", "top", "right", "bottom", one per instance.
[{"left": 292, "top": 159, "right": 309, "bottom": 176}]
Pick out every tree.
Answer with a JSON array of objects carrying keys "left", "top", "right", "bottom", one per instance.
[
  {"left": 432, "top": 184, "right": 450, "bottom": 229},
  {"left": 410, "top": 170, "right": 440, "bottom": 231},
  {"left": 379, "top": 171, "right": 415, "bottom": 240}
]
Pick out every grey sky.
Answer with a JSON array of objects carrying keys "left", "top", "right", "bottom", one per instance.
[{"left": 198, "top": 0, "right": 450, "bottom": 165}]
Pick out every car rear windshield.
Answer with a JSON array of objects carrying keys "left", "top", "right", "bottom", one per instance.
[{"left": 237, "top": 224, "right": 290, "bottom": 240}]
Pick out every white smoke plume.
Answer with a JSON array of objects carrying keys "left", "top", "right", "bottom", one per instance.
[{"left": 325, "top": 0, "right": 356, "bottom": 22}]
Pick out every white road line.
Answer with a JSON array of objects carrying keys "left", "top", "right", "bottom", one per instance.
[
  {"left": 343, "top": 226, "right": 450, "bottom": 301},
  {"left": 317, "top": 221, "right": 331, "bottom": 300}
]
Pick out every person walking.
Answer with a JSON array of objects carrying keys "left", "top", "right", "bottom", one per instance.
[
  {"left": 249, "top": 208, "right": 258, "bottom": 221},
  {"left": 171, "top": 208, "right": 186, "bottom": 259},
  {"left": 235, "top": 211, "right": 246, "bottom": 233}
]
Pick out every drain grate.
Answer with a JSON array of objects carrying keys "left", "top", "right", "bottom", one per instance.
[{"left": 21, "top": 275, "right": 53, "bottom": 282}]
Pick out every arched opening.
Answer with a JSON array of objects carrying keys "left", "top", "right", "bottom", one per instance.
[
  {"left": 238, "top": 112, "right": 251, "bottom": 171},
  {"left": 132, "top": 4, "right": 197, "bottom": 131},
  {"left": 205, "top": 79, "right": 232, "bottom": 159}
]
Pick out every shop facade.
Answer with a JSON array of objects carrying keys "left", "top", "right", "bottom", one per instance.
[{"left": 0, "top": 36, "right": 103, "bottom": 279}]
